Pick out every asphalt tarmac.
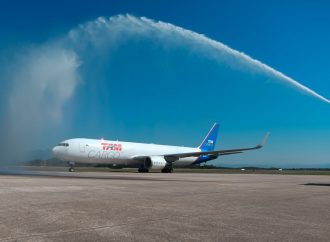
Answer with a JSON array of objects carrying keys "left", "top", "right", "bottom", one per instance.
[{"left": 0, "top": 172, "right": 329, "bottom": 241}]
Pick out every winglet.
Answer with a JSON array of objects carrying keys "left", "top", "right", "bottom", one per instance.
[{"left": 256, "top": 132, "right": 270, "bottom": 149}]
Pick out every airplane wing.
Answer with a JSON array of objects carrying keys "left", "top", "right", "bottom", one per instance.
[{"left": 164, "top": 132, "right": 270, "bottom": 161}]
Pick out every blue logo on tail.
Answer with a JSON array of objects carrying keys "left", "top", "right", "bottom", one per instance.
[{"left": 198, "top": 123, "right": 219, "bottom": 152}]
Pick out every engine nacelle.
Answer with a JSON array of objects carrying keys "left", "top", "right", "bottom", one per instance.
[{"left": 144, "top": 156, "right": 167, "bottom": 170}]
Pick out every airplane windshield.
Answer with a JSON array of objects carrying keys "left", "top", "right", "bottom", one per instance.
[{"left": 57, "top": 143, "right": 69, "bottom": 147}]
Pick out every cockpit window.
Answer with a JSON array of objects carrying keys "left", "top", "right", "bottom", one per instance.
[{"left": 57, "top": 143, "right": 69, "bottom": 147}]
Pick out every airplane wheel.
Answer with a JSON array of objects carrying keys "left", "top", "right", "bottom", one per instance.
[
  {"left": 138, "top": 168, "right": 149, "bottom": 173},
  {"left": 161, "top": 167, "right": 173, "bottom": 173}
]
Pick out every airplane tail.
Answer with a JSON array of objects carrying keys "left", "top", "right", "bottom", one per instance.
[{"left": 198, "top": 123, "right": 219, "bottom": 151}]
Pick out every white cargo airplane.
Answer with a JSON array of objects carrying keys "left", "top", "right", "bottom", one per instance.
[{"left": 52, "top": 123, "right": 269, "bottom": 173}]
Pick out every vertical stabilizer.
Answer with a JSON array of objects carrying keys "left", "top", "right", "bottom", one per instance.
[{"left": 198, "top": 123, "right": 219, "bottom": 151}]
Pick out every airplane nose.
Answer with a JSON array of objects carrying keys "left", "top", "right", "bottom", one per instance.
[{"left": 52, "top": 147, "right": 58, "bottom": 156}]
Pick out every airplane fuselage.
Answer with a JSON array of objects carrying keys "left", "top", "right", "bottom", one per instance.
[
  {"left": 53, "top": 138, "right": 202, "bottom": 168},
  {"left": 52, "top": 123, "right": 268, "bottom": 173}
]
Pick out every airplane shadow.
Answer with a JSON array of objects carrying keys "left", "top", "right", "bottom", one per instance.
[
  {"left": 0, "top": 170, "right": 206, "bottom": 183},
  {"left": 303, "top": 183, "right": 330, "bottom": 187}
]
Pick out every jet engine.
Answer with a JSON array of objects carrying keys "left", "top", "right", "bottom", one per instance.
[{"left": 144, "top": 156, "right": 167, "bottom": 169}]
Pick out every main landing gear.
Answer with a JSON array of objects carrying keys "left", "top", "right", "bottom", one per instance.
[
  {"left": 68, "top": 161, "right": 75, "bottom": 172},
  {"left": 138, "top": 167, "right": 149, "bottom": 173},
  {"left": 161, "top": 166, "right": 173, "bottom": 173},
  {"left": 137, "top": 163, "right": 174, "bottom": 173}
]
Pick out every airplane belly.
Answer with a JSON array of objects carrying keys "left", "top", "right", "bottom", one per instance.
[{"left": 173, "top": 157, "right": 196, "bottom": 167}]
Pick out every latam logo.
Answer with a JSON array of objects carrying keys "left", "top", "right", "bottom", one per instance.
[
  {"left": 206, "top": 140, "right": 214, "bottom": 146},
  {"left": 101, "top": 143, "right": 122, "bottom": 151}
]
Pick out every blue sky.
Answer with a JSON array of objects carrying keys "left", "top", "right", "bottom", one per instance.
[{"left": 0, "top": 0, "right": 329, "bottom": 167}]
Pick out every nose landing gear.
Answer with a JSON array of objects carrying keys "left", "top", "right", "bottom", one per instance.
[{"left": 68, "top": 161, "right": 75, "bottom": 172}]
